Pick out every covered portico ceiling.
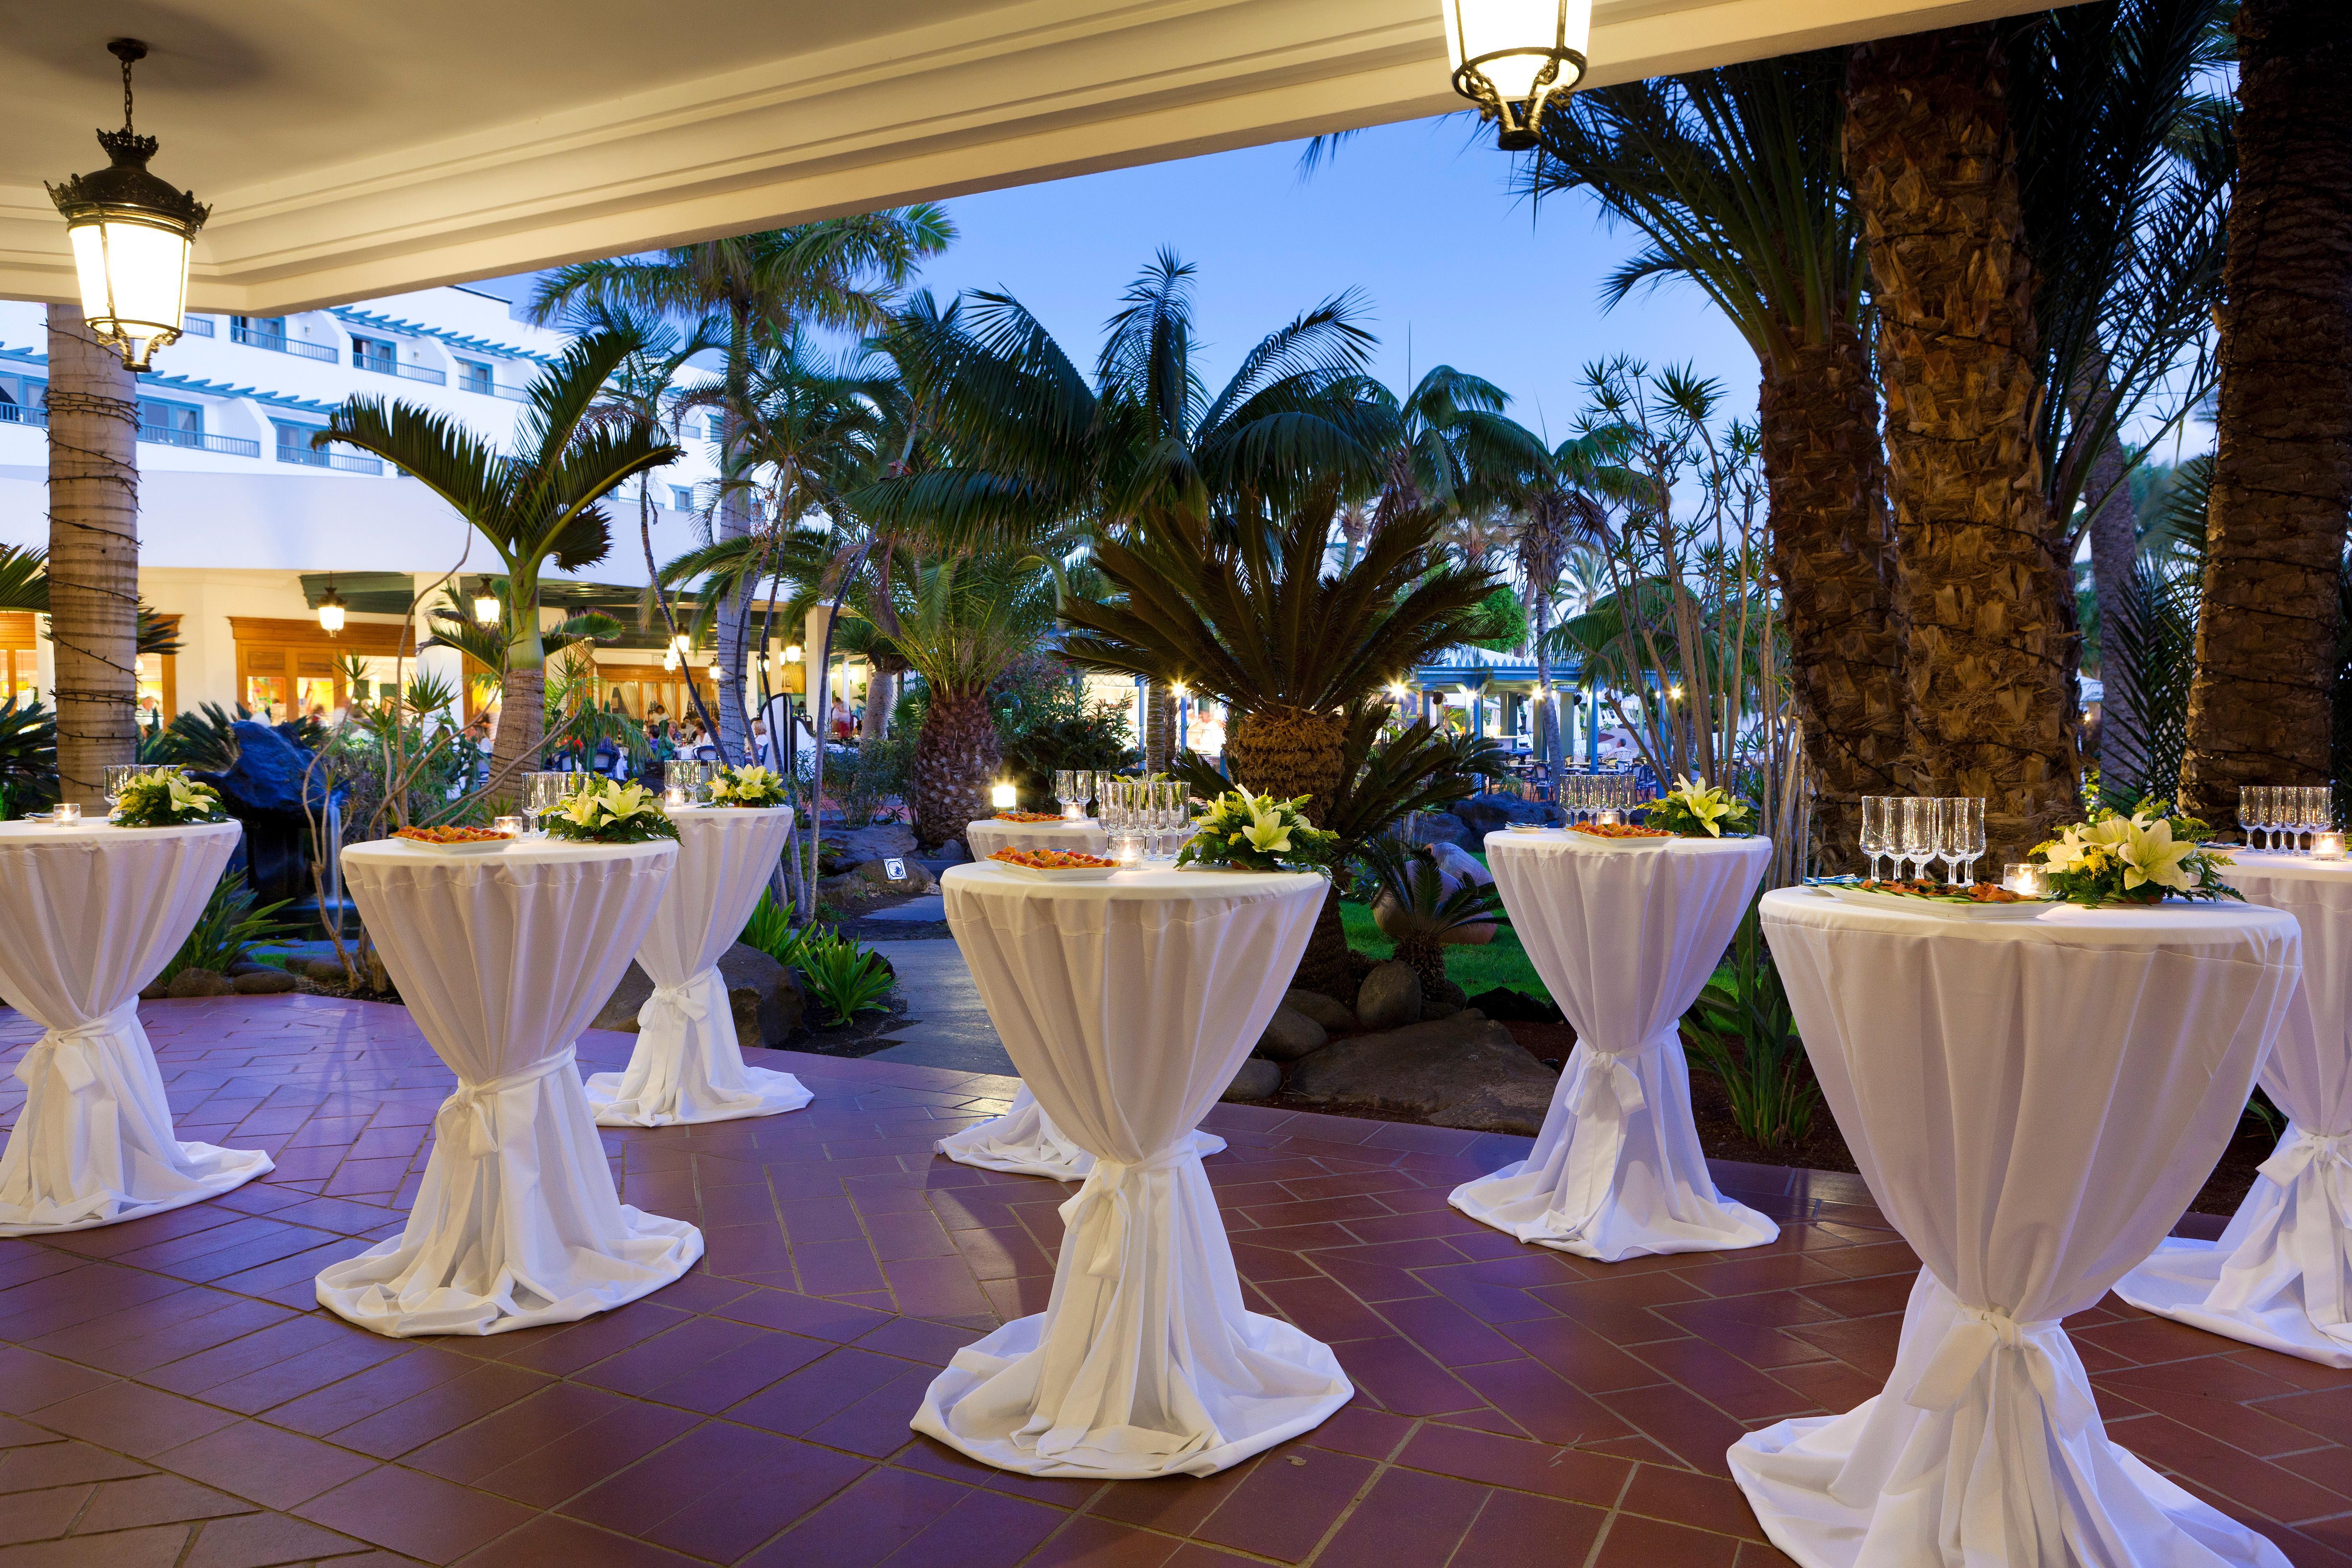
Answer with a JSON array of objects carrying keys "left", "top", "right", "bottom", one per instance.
[{"left": 5, "top": 0, "right": 2047, "bottom": 314}]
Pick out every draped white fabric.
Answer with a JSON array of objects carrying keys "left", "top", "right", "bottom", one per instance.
[
  {"left": 913, "top": 864, "right": 1351, "bottom": 1477},
  {"left": 2117, "top": 854, "right": 2352, "bottom": 1366},
  {"left": 585, "top": 806, "right": 809, "bottom": 1127},
  {"left": 936, "top": 1085, "right": 1227, "bottom": 1180},
  {"left": 0, "top": 821, "right": 270, "bottom": 1235},
  {"left": 965, "top": 819, "right": 1110, "bottom": 859},
  {"left": 1451, "top": 832, "right": 1777, "bottom": 1261},
  {"left": 317, "top": 839, "right": 702, "bottom": 1336},
  {"left": 1737, "top": 890, "right": 2302, "bottom": 1568}
]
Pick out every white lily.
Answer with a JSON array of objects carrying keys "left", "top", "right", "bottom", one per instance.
[
  {"left": 1240, "top": 792, "right": 1295, "bottom": 855},
  {"left": 2121, "top": 817, "right": 2198, "bottom": 892}
]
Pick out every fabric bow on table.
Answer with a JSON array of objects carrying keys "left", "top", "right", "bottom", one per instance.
[
  {"left": 2254, "top": 1124, "right": 2352, "bottom": 1334},
  {"left": 433, "top": 1048, "right": 578, "bottom": 1160},
  {"left": 1905, "top": 1300, "right": 2097, "bottom": 1437},
  {"left": 1057, "top": 1142, "right": 1197, "bottom": 1279},
  {"left": 637, "top": 976, "right": 714, "bottom": 1029},
  {"left": 13, "top": 1005, "right": 139, "bottom": 1095},
  {"left": 1539, "top": 1038, "right": 1656, "bottom": 1238}
]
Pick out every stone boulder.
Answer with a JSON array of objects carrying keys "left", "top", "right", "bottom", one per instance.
[
  {"left": 166, "top": 968, "right": 234, "bottom": 999},
  {"left": 1282, "top": 989, "right": 1358, "bottom": 1032},
  {"left": 233, "top": 969, "right": 298, "bottom": 995},
  {"left": 1355, "top": 961, "right": 1423, "bottom": 1033},
  {"left": 826, "top": 822, "right": 918, "bottom": 864},
  {"left": 934, "top": 840, "right": 970, "bottom": 865},
  {"left": 1405, "top": 812, "right": 1480, "bottom": 851},
  {"left": 1253, "top": 1006, "right": 1328, "bottom": 1063},
  {"left": 855, "top": 858, "right": 935, "bottom": 895},
  {"left": 1283, "top": 1017, "right": 1558, "bottom": 1135},
  {"left": 1222, "top": 1058, "right": 1282, "bottom": 1101},
  {"left": 592, "top": 941, "right": 806, "bottom": 1046},
  {"left": 1451, "top": 791, "right": 1557, "bottom": 837}
]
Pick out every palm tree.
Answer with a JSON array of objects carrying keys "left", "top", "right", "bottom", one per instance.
[
  {"left": 528, "top": 210, "right": 952, "bottom": 758},
  {"left": 322, "top": 330, "right": 681, "bottom": 789},
  {"left": 1844, "top": 24, "right": 2081, "bottom": 861},
  {"left": 1359, "top": 838, "right": 1509, "bottom": 995},
  {"left": 1490, "top": 432, "right": 1615, "bottom": 797},
  {"left": 2177, "top": 0, "right": 2352, "bottom": 820},
  {"left": 1367, "top": 365, "right": 1552, "bottom": 537},
  {"left": 1521, "top": 49, "right": 1899, "bottom": 870}
]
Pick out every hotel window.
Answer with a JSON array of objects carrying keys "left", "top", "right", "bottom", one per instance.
[
  {"left": 0, "top": 374, "right": 46, "bottom": 427},
  {"left": 231, "top": 315, "right": 287, "bottom": 344},
  {"left": 457, "top": 358, "right": 493, "bottom": 394},
  {"left": 138, "top": 399, "right": 203, "bottom": 446},
  {"left": 671, "top": 485, "right": 694, "bottom": 511},
  {"left": 274, "top": 421, "right": 328, "bottom": 465},
  {"left": 352, "top": 335, "right": 395, "bottom": 374}
]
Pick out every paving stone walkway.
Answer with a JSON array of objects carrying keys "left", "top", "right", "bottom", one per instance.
[{"left": 0, "top": 995, "right": 2345, "bottom": 1567}]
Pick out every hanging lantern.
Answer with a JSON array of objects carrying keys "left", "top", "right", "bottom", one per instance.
[
  {"left": 783, "top": 644, "right": 803, "bottom": 665},
  {"left": 1439, "top": 0, "right": 1591, "bottom": 151},
  {"left": 316, "top": 576, "right": 347, "bottom": 636},
  {"left": 46, "top": 41, "right": 209, "bottom": 371},
  {"left": 471, "top": 586, "right": 500, "bottom": 626}
]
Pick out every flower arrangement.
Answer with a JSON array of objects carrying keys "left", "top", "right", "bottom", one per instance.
[
  {"left": 542, "top": 778, "right": 680, "bottom": 844},
  {"left": 2031, "top": 802, "right": 2239, "bottom": 906},
  {"left": 707, "top": 764, "right": 791, "bottom": 808},
  {"left": 111, "top": 768, "right": 229, "bottom": 828},
  {"left": 1644, "top": 775, "right": 1758, "bottom": 838},
  {"left": 1176, "top": 787, "right": 1339, "bottom": 873}
]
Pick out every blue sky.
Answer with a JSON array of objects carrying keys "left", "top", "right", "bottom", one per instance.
[{"left": 485, "top": 117, "right": 1763, "bottom": 444}]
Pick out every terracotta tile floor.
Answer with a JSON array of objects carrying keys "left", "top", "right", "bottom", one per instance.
[{"left": 0, "top": 994, "right": 2347, "bottom": 1567}]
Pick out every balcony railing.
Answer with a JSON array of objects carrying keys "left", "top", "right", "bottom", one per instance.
[
  {"left": 179, "top": 317, "right": 216, "bottom": 338},
  {"left": 139, "top": 425, "right": 260, "bottom": 457},
  {"left": 277, "top": 444, "right": 385, "bottom": 475},
  {"left": 357, "top": 354, "right": 447, "bottom": 386},
  {"left": 0, "top": 402, "right": 45, "bottom": 431},
  {"left": 462, "top": 378, "right": 531, "bottom": 400},
  {"left": 232, "top": 325, "right": 338, "bottom": 362}
]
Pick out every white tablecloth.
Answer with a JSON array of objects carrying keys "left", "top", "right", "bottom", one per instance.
[
  {"left": 317, "top": 838, "right": 701, "bottom": 1336},
  {"left": 913, "top": 864, "right": 1351, "bottom": 1477},
  {"left": 965, "top": 818, "right": 1110, "bottom": 859},
  {"left": 1451, "top": 831, "right": 1777, "bottom": 1261},
  {"left": 0, "top": 820, "right": 271, "bottom": 1235},
  {"left": 2117, "top": 853, "right": 2352, "bottom": 1366},
  {"left": 1737, "top": 890, "right": 2301, "bottom": 1568},
  {"left": 585, "top": 806, "right": 809, "bottom": 1127}
]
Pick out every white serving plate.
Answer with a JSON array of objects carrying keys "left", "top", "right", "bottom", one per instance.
[
  {"left": 391, "top": 835, "right": 517, "bottom": 856},
  {"left": 985, "top": 859, "right": 1120, "bottom": 881},
  {"left": 1825, "top": 885, "right": 2054, "bottom": 919},
  {"left": 1503, "top": 823, "right": 1553, "bottom": 834}
]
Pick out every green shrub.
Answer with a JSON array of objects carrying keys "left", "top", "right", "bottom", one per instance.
[
  {"left": 160, "top": 871, "right": 302, "bottom": 987},
  {"left": 1680, "top": 896, "right": 1820, "bottom": 1149},
  {"left": 797, "top": 931, "right": 895, "bottom": 1024}
]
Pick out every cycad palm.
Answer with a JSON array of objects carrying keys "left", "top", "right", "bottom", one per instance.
[{"left": 322, "top": 330, "right": 680, "bottom": 788}]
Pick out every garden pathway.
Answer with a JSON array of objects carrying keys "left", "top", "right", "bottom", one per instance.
[{"left": 0, "top": 995, "right": 2344, "bottom": 1568}]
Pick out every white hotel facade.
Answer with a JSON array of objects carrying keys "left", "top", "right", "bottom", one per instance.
[{"left": 0, "top": 284, "right": 767, "bottom": 725}]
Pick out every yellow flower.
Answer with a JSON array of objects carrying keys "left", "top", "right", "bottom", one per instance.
[{"left": 1671, "top": 774, "right": 1731, "bottom": 836}]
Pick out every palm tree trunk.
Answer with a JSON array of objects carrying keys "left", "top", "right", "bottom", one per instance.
[
  {"left": 1846, "top": 25, "right": 2082, "bottom": 863},
  {"left": 1758, "top": 324, "right": 1903, "bottom": 872},
  {"left": 490, "top": 666, "right": 545, "bottom": 796},
  {"left": 2178, "top": 0, "right": 2352, "bottom": 822},
  {"left": 2083, "top": 426, "right": 2146, "bottom": 795},
  {"left": 1223, "top": 706, "right": 1354, "bottom": 997},
  {"left": 861, "top": 663, "right": 898, "bottom": 742},
  {"left": 714, "top": 309, "right": 753, "bottom": 766},
  {"left": 1142, "top": 681, "right": 1176, "bottom": 770},
  {"left": 44, "top": 307, "right": 139, "bottom": 810},
  {"left": 912, "top": 688, "right": 998, "bottom": 847}
]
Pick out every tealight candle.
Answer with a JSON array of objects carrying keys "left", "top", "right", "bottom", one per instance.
[
  {"left": 492, "top": 815, "right": 526, "bottom": 838},
  {"left": 2315, "top": 831, "right": 2346, "bottom": 861},
  {"left": 991, "top": 782, "right": 1019, "bottom": 810},
  {"left": 1062, "top": 803, "right": 1088, "bottom": 821},
  {"left": 664, "top": 786, "right": 691, "bottom": 810},
  {"left": 52, "top": 802, "right": 81, "bottom": 826},
  {"left": 1110, "top": 831, "right": 1146, "bottom": 867},
  {"left": 1597, "top": 809, "right": 1622, "bottom": 826},
  {"left": 2001, "top": 862, "right": 2050, "bottom": 897}
]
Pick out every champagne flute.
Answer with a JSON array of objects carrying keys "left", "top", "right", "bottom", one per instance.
[
  {"left": 2239, "top": 785, "right": 2263, "bottom": 851},
  {"left": 2311, "top": 786, "right": 2336, "bottom": 853},
  {"left": 2259, "top": 786, "right": 2282, "bottom": 852},
  {"left": 1858, "top": 796, "right": 1890, "bottom": 881},
  {"left": 1943, "top": 797, "right": 1985, "bottom": 885},
  {"left": 1900, "top": 796, "right": 1941, "bottom": 882},
  {"left": 103, "top": 764, "right": 141, "bottom": 810}
]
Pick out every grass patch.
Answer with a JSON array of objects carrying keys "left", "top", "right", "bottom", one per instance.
[{"left": 1338, "top": 898, "right": 1550, "bottom": 1000}]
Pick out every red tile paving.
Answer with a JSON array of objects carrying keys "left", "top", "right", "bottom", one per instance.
[{"left": 0, "top": 994, "right": 2346, "bottom": 1566}]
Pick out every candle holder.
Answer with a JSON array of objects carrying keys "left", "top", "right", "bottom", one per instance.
[
  {"left": 52, "top": 802, "right": 82, "bottom": 826},
  {"left": 663, "top": 787, "right": 691, "bottom": 810},
  {"left": 2315, "top": 831, "right": 2347, "bottom": 861},
  {"left": 991, "top": 782, "right": 1019, "bottom": 812},
  {"left": 492, "top": 815, "right": 526, "bottom": 838},
  {"left": 1597, "top": 808, "right": 1622, "bottom": 826},
  {"left": 2002, "top": 862, "right": 2051, "bottom": 897},
  {"left": 1062, "top": 803, "right": 1088, "bottom": 822},
  {"left": 1109, "top": 831, "right": 1146, "bottom": 867}
]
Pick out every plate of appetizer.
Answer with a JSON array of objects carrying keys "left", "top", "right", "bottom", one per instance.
[
  {"left": 988, "top": 847, "right": 1122, "bottom": 881},
  {"left": 1825, "top": 879, "right": 2055, "bottom": 919},
  {"left": 1563, "top": 822, "right": 1675, "bottom": 849},
  {"left": 392, "top": 825, "right": 516, "bottom": 856},
  {"left": 992, "top": 810, "right": 1070, "bottom": 823}
]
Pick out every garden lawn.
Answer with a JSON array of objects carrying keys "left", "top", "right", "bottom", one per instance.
[{"left": 1338, "top": 897, "right": 1550, "bottom": 1001}]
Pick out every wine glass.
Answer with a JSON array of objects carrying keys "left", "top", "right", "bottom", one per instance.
[
  {"left": 2239, "top": 785, "right": 2264, "bottom": 851},
  {"left": 1053, "top": 769, "right": 1074, "bottom": 815},
  {"left": 1899, "top": 796, "right": 1942, "bottom": 882},
  {"left": 1942, "top": 797, "right": 1985, "bottom": 885},
  {"left": 2259, "top": 786, "right": 2283, "bottom": 853},
  {"left": 103, "top": 764, "right": 143, "bottom": 809},
  {"left": 2308, "top": 786, "right": 2336, "bottom": 853},
  {"left": 1858, "top": 796, "right": 1891, "bottom": 881}
]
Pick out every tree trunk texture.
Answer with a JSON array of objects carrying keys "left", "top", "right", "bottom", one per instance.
[
  {"left": 860, "top": 663, "right": 900, "bottom": 743},
  {"left": 1222, "top": 707, "right": 1353, "bottom": 997},
  {"left": 1141, "top": 681, "right": 1176, "bottom": 770},
  {"left": 44, "top": 307, "right": 139, "bottom": 810},
  {"left": 2178, "top": 0, "right": 2352, "bottom": 820},
  {"left": 1757, "top": 324, "right": 1902, "bottom": 873},
  {"left": 2082, "top": 426, "right": 2146, "bottom": 794},
  {"left": 489, "top": 665, "right": 544, "bottom": 801},
  {"left": 1845, "top": 26, "right": 2082, "bottom": 863},
  {"left": 912, "top": 689, "right": 998, "bottom": 848}
]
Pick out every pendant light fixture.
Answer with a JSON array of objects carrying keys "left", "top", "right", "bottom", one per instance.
[
  {"left": 46, "top": 40, "right": 209, "bottom": 371},
  {"left": 317, "top": 575, "right": 347, "bottom": 636},
  {"left": 472, "top": 584, "right": 501, "bottom": 627},
  {"left": 1439, "top": 0, "right": 1592, "bottom": 150}
]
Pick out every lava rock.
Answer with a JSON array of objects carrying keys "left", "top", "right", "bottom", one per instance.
[
  {"left": 934, "top": 840, "right": 970, "bottom": 864},
  {"left": 225, "top": 962, "right": 273, "bottom": 978},
  {"left": 304, "top": 957, "right": 351, "bottom": 984},
  {"left": 592, "top": 941, "right": 806, "bottom": 1046},
  {"left": 1253, "top": 1006, "right": 1328, "bottom": 1063},
  {"left": 1222, "top": 1058, "right": 1283, "bottom": 1101},
  {"left": 1406, "top": 813, "right": 1480, "bottom": 851},
  {"left": 1469, "top": 986, "right": 1564, "bottom": 1024},
  {"left": 855, "top": 858, "right": 935, "bottom": 895},
  {"left": 1355, "top": 961, "right": 1423, "bottom": 1032},
  {"left": 1282, "top": 989, "right": 1358, "bottom": 1032},
  {"left": 1283, "top": 1017, "right": 1558, "bottom": 1135},
  {"left": 827, "top": 823, "right": 918, "bottom": 864},
  {"left": 232, "top": 969, "right": 298, "bottom": 995},
  {"left": 1429, "top": 842, "right": 1493, "bottom": 889},
  {"left": 1420, "top": 1000, "right": 1462, "bottom": 1021},
  {"left": 166, "top": 968, "right": 234, "bottom": 999},
  {"left": 1451, "top": 790, "right": 1557, "bottom": 837}
]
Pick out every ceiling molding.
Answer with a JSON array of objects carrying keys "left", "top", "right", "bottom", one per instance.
[{"left": 0, "top": 0, "right": 2050, "bottom": 313}]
